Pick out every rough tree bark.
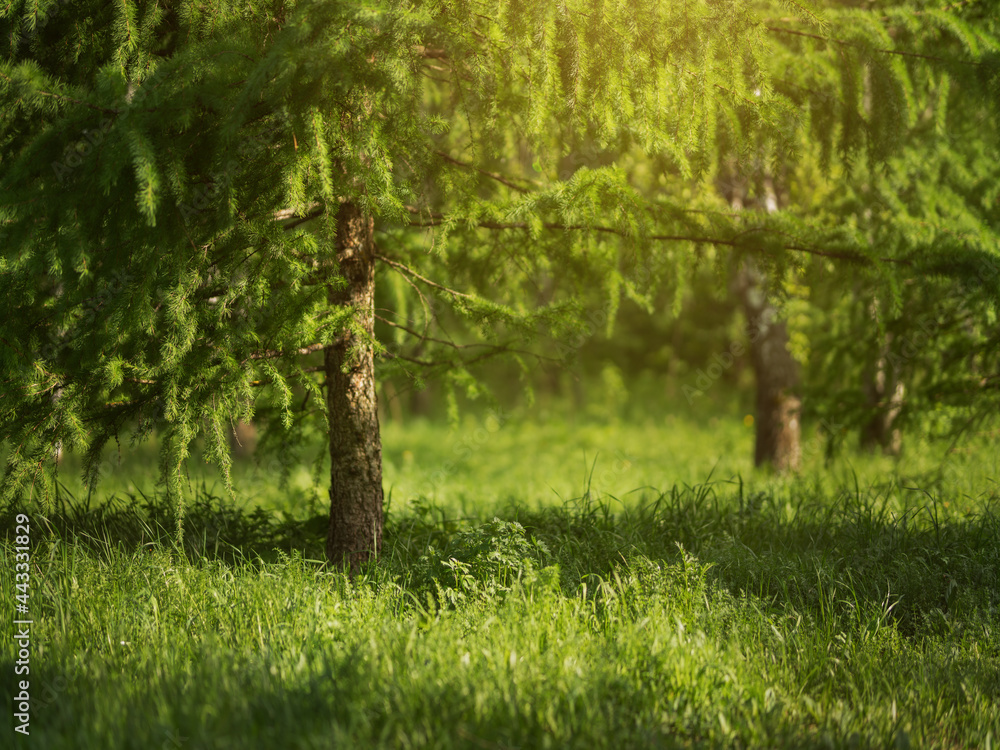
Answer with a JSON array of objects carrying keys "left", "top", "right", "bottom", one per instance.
[{"left": 325, "top": 202, "right": 384, "bottom": 569}]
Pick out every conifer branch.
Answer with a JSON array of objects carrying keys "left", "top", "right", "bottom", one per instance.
[
  {"left": 415, "top": 46, "right": 448, "bottom": 59},
  {"left": 38, "top": 89, "right": 121, "bottom": 114},
  {"left": 375, "top": 254, "right": 478, "bottom": 301},
  {"left": 405, "top": 216, "right": 913, "bottom": 266},
  {"left": 376, "top": 313, "right": 531, "bottom": 357},
  {"left": 383, "top": 351, "right": 436, "bottom": 366},
  {"left": 878, "top": 0, "right": 979, "bottom": 19},
  {"left": 420, "top": 70, "right": 452, "bottom": 84},
  {"left": 279, "top": 206, "right": 326, "bottom": 229},
  {"left": 0, "top": 72, "right": 122, "bottom": 114},
  {"left": 382, "top": 342, "right": 561, "bottom": 369},
  {"left": 766, "top": 25, "right": 986, "bottom": 66},
  {"left": 377, "top": 260, "right": 436, "bottom": 337},
  {"left": 246, "top": 343, "right": 326, "bottom": 361},
  {"left": 433, "top": 151, "right": 535, "bottom": 193},
  {"left": 767, "top": 0, "right": 980, "bottom": 24}
]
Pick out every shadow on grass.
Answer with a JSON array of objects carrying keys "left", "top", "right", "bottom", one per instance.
[
  {"left": 0, "top": 485, "right": 329, "bottom": 564},
  {"left": 0, "top": 650, "right": 848, "bottom": 750},
  {"left": 2, "top": 625, "right": 995, "bottom": 750},
  {"left": 504, "top": 479, "right": 1000, "bottom": 638},
  {"left": 3, "top": 475, "right": 998, "bottom": 638}
]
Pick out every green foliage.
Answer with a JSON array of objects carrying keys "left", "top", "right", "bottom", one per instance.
[
  {"left": 0, "top": 0, "right": 778, "bottom": 505},
  {"left": 409, "top": 517, "right": 552, "bottom": 605}
]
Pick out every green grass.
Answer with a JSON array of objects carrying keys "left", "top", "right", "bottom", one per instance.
[{"left": 2, "top": 412, "right": 998, "bottom": 748}]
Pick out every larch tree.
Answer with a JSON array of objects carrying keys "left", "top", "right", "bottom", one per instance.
[
  {"left": 0, "top": 0, "right": 773, "bottom": 567},
  {"left": 462, "top": 0, "right": 1000, "bottom": 472},
  {"left": 696, "top": 0, "right": 1000, "bottom": 468},
  {"left": 772, "top": 0, "right": 1000, "bottom": 458}
]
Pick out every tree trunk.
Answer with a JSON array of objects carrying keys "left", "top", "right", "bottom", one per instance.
[
  {"left": 740, "top": 264, "right": 802, "bottom": 472},
  {"left": 860, "top": 332, "right": 904, "bottom": 455},
  {"left": 723, "top": 168, "right": 801, "bottom": 473},
  {"left": 325, "top": 202, "right": 384, "bottom": 570}
]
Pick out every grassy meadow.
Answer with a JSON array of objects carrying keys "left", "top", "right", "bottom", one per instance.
[{"left": 2, "top": 406, "right": 998, "bottom": 749}]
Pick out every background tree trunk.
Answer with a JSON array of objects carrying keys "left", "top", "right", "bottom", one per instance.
[
  {"left": 860, "top": 332, "right": 904, "bottom": 455},
  {"left": 325, "top": 202, "right": 384, "bottom": 570},
  {"left": 741, "top": 269, "right": 802, "bottom": 472},
  {"left": 723, "top": 169, "right": 801, "bottom": 472}
]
